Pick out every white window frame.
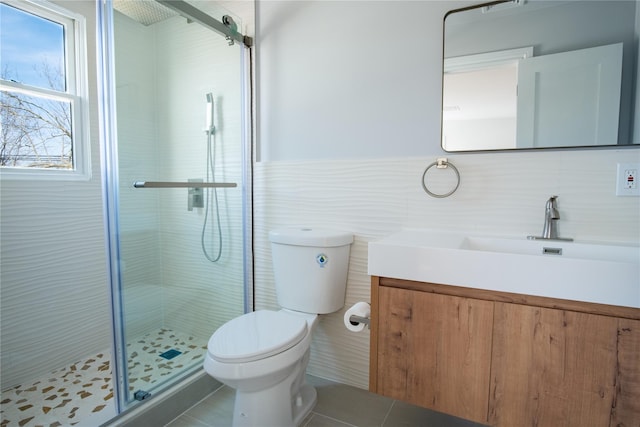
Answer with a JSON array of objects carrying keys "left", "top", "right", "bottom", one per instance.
[{"left": 0, "top": 0, "right": 90, "bottom": 180}]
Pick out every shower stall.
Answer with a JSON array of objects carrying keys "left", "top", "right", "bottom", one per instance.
[
  {"left": 100, "top": 0, "right": 253, "bottom": 415},
  {"left": 0, "top": 0, "right": 252, "bottom": 425}
]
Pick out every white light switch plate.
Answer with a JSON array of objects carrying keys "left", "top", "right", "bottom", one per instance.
[{"left": 616, "top": 163, "right": 640, "bottom": 196}]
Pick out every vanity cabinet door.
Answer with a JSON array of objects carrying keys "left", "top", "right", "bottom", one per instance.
[
  {"left": 609, "top": 317, "right": 640, "bottom": 427},
  {"left": 376, "top": 286, "right": 494, "bottom": 424},
  {"left": 488, "top": 302, "right": 622, "bottom": 427}
]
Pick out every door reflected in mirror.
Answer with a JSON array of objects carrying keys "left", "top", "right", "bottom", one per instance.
[{"left": 442, "top": 0, "right": 639, "bottom": 152}]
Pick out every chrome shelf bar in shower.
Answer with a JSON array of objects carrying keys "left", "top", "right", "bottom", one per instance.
[
  {"left": 133, "top": 181, "right": 237, "bottom": 188},
  {"left": 155, "top": 0, "right": 253, "bottom": 47}
]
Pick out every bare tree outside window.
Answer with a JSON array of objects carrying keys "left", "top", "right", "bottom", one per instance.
[
  {"left": 1, "top": 64, "right": 73, "bottom": 169},
  {"left": 0, "top": 0, "right": 84, "bottom": 173}
]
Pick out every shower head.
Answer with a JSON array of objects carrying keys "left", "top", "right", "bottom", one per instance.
[{"left": 206, "top": 93, "right": 215, "bottom": 133}]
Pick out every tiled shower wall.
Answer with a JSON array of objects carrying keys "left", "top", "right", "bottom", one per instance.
[
  {"left": 153, "top": 8, "right": 247, "bottom": 340},
  {"left": 0, "top": 1, "right": 110, "bottom": 389},
  {"left": 114, "top": 6, "right": 247, "bottom": 342},
  {"left": 253, "top": 150, "right": 640, "bottom": 389}
]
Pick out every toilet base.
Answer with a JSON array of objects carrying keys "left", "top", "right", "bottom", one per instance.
[
  {"left": 232, "top": 381, "right": 317, "bottom": 427},
  {"left": 292, "top": 384, "right": 317, "bottom": 426}
]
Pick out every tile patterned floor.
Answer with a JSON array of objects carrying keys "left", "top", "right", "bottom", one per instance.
[
  {"left": 0, "top": 352, "right": 113, "bottom": 427},
  {"left": 0, "top": 329, "right": 207, "bottom": 427},
  {"left": 164, "top": 376, "right": 488, "bottom": 427}
]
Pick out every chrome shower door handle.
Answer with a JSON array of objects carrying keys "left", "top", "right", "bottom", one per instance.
[{"left": 133, "top": 181, "right": 237, "bottom": 188}]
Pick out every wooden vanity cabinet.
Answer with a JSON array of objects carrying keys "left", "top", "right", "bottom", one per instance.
[
  {"left": 370, "top": 276, "right": 640, "bottom": 427},
  {"left": 375, "top": 285, "right": 493, "bottom": 423},
  {"left": 489, "top": 303, "right": 624, "bottom": 426}
]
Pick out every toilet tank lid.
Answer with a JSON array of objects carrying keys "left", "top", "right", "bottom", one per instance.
[{"left": 269, "top": 228, "right": 353, "bottom": 247}]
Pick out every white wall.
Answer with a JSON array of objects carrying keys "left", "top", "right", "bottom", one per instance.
[
  {"left": 0, "top": 1, "right": 111, "bottom": 388},
  {"left": 256, "top": 0, "right": 457, "bottom": 161},
  {"left": 254, "top": 0, "right": 640, "bottom": 389}
]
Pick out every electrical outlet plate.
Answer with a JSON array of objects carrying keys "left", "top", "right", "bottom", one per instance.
[{"left": 616, "top": 163, "right": 640, "bottom": 196}]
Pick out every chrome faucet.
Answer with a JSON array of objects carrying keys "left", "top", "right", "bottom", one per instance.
[
  {"left": 542, "top": 196, "right": 560, "bottom": 239},
  {"left": 527, "top": 196, "right": 573, "bottom": 241}
]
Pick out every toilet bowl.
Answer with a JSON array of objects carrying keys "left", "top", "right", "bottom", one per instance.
[
  {"left": 203, "top": 228, "right": 353, "bottom": 427},
  {"left": 204, "top": 310, "right": 318, "bottom": 427}
]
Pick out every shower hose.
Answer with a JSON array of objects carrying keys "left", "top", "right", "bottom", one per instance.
[{"left": 201, "top": 129, "right": 223, "bottom": 262}]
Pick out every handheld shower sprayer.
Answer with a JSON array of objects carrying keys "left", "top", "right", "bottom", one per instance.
[{"left": 206, "top": 92, "right": 215, "bottom": 134}]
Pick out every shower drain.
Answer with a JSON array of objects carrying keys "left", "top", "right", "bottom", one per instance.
[{"left": 159, "top": 349, "right": 182, "bottom": 360}]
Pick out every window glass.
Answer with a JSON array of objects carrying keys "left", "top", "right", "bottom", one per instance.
[
  {"left": 0, "top": 91, "right": 72, "bottom": 168},
  {"left": 0, "top": 2, "right": 66, "bottom": 91},
  {"left": 0, "top": 0, "right": 86, "bottom": 175}
]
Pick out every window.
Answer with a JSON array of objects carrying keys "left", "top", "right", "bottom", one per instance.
[{"left": 0, "top": 0, "right": 89, "bottom": 179}]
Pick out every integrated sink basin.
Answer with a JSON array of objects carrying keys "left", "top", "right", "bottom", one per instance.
[
  {"left": 461, "top": 236, "right": 638, "bottom": 262},
  {"left": 368, "top": 230, "right": 640, "bottom": 308}
]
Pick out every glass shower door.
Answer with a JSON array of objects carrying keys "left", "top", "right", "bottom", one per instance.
[{"left": 101, "top": 0, "right": 251, "bottom": 410}]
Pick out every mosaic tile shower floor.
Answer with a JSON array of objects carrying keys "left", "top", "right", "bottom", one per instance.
[{"left": 1, "top": 328, "right": 207, "bottom": 427}]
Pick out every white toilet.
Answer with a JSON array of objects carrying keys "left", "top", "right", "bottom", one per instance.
[{"left": 203, "top": 228, "right": 353, "bottom": 427}]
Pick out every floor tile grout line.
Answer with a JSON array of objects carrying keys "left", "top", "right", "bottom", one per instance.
[
  {"left": 171, "top": 384, "right": 228, "bottom": 426},
  {"left": 380, "top": 399, "right": 396, "bottom": 427},
  {"left": 300, "top": 412, "right": 314, "bottom": 427},
  {"left": 164, "top": 412, "right": 210, "bottom": 427},
  {"left": 310, "top": 411, "right": 360, "bottom": 427}
]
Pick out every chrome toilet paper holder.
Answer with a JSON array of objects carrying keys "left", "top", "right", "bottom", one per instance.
[{"left": 349, "top": 315, "right": 370, "bottom": 329}]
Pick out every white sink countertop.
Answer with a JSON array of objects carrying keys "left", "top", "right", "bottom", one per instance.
[{"left": 368, "top": 229, "right": 640, "bottom": 309}]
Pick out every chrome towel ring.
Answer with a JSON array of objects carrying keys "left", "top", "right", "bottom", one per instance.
[{"left": 421, "top": 158, "right": 460, "bottom": 198}]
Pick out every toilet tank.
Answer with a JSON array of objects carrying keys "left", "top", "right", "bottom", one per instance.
[{"left": 269, "top": 228, "right": 353, "bottom": 314}]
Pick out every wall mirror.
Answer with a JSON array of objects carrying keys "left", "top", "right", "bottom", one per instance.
[{"left": 442, "top": 0, "right": 639, "bottom": 152}]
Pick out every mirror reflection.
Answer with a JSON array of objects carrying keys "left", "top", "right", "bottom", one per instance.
[{"left": 442, "top": 0, "right": 639, "bottom": 152}]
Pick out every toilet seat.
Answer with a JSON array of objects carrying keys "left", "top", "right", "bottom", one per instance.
[{"left": 208, "top": 310, "right": 308, "bottom": 363}]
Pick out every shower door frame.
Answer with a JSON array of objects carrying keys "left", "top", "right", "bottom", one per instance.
[{"left": 96, "top": 0, "right": 254, "bottom": 414}]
